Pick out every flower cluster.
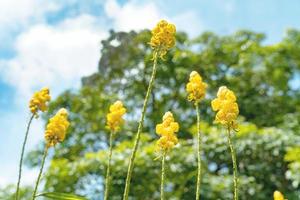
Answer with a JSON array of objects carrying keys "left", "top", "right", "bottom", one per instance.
[
  {"left": 106, "top": 100, "right": 126, "bottom": 132},
  {"left": 186, "top": 71, "right": 207, "bottom": 103},
  {"left": 156, "top": 111, "right": 179, "bottom": 151},
  {"left": 45, "top": 108, "right": 70, "bottom": 147},
  {"left": 273, "top": 191, "right": 285, "bottom": 200},
  {"left": 149, "top": 20, "right": 176, "bottom": 58},
  {"left": 211, "top": 86, "right": 239, "bottom": 128},
  {"left": 29, "top": 87, "right": 51, "bottom": 117}
]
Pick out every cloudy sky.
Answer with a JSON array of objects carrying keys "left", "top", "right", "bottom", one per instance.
[{"left": 0, "top": 0, "right": 300, "bottom": 187}]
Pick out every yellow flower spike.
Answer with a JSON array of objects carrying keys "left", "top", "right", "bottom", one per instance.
[
  {"left": 32, "top": 108, "right": 70, "bottom": 200},
  {"left": 156, "top": 111, "right": 179, "bottom": 151},
  {"left": 104, "top": 101, "right": 126, "bottom": 200},
  {"left": 15, "top": 87, "right": 51, "bottom": 200},
  {"left": 45, "top": 108, "right": 70, "bottom": 147},
  {"left": 186, "top": 71, "right": 207, "bottom": 200},
  {"left": 149, "top": 20, "right": 176, "bottom": 59},
  {"left": 123, "top": 20, "right": 176, "bottom": 200},
  {"left": 29, "top": 87, "right": 51, "bottom": 117},
  {"left": 211, "top": 86, "right": 240, "bottom": 200},
  {"left": 211, "top": 86, "right": 239, "bottom": 128},
  {"left": 106, "top": 100, "right": 126, "bottom": 132},
  {"left": 155, "top": 111, "right": 179, "bottom": 200},
  {"left": 186, "top": 71, "right": 207, "bottom": 103},
  {"left": 273, "top": 191, "right": 285, "bottom": 200},
  {"left": 16, "top": 87, "right": 51, "bottom": 200}
]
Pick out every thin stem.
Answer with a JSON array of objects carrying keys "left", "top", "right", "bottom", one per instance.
[
  {"left": 227, "top": 127, "right": 238, "bottom": 200},
  {"left": 104, "top": 131, "right": 114, "bottom": 200},
  {"left": 195, "top": 103, "right": 202, "bottom": 200},
  {"left": 123, "top": 51, "right": 159, "bottom": 200},
  {"left": 16, "top": 114, "right": 34, "bottom": 200},
  {"left": 31, "top": 146, "right": 49, "bottom": 200},
  {"left": 160, "top": 152, "right": 166, "bottom": 200}
]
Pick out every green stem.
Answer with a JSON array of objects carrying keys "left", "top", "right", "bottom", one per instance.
[
  {"left": 161, "top": 152, "right": 166, "bottom": 200},
  {"left": 123, "top": 51, "right": 158, "bottom": 200},
  {"left": 104, "top": 131, "right": 114, "bottom": 200},
  {"left": 195, "top": 103, "right": 202, "bottom": 200},
  {"left": 16, "top": 114, "right": 34, "bottom": 200},
  {"left": 227, "top": 127, "right": 238, "bottom": 200},
  {"left": 31, "top": 146, "right": 48, "bottom": 200}
]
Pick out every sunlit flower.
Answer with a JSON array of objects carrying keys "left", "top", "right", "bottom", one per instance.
[
  {"left": 186, "top": 71, "right": 207, "bottom": 103},
  {"left": 211, "top": 86, "right": 239, "bottom": 128},
  {"left": 106, "top": 100, "right": 126, "bottom": 132},
  {"left": 29, "top": 87, "right": 51, "bottom": 117},
  {"left": 45, "top": 108, "right": 70, "bottom": 147},
  {"left": 156, "top": 112, "right": 179, "bottom": 151},
  {"left": 149, "top": 20, "right": 176, "bottom": 58},
  {"left": 273, "top": 191, "right": 285, "bottom": 200}
]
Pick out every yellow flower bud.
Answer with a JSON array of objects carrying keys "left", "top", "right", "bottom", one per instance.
[
  {"left": 273, "top": 190, "right": 285, "bottom": 200},
  {"left": 156, "top": 112, "right": 179, "bottom": 151},
  {"left": 106, "top": 100, "right": 126, "bottom": 132},
  {"left": 186, "top": 71, "right": 207, "bottom": 103},
  {"left": 149, "top": 20, "right": 176, "bottom": 58},
  {"left": 29, "top": 87, "right": 51, "bottom": 117},
  {"left": 45, "top": 108, "right": 70, "bottom": 147},
  {"left": 211, "top": 86, "right": 239, "bottom": 128}
]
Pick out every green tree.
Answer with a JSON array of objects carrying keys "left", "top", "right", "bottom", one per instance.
[{"left": 26, "top": 29, "right": 300, "bottom": 199}]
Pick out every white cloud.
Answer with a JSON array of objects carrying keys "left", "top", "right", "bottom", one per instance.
[
  {"left": 0, "top": 0, "right": 58, "bottom": 25},
  {"left": 0, "top": 14, "right": 107, "bottom": 102},
  {"left": 104, "top": 0, "right": 202, "bottom": 36},
  {"left": 0, "top": 0, "right": 61, "bottom": 42},
  {"left": 172, "top": 11, "right": 203, "bottom": 37},
  {"left": 104, "top": 0, "right": 164, "bottom": 31}
]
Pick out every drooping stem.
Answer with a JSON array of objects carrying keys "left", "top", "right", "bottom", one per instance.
[
  {"left": 123, "top": 51, "right": 158, "bottom": 200},
  {"left": 227, "top": 127, "right": 238, "bottom": 200},
  {"left": 195, "top": 103, "right": 202, "bottom": 200},
  {"left": 160, "top": 152, "right": 166, "bottom": 200},
  {"left": 31, "top": 146, "right": 49, "bottom": 200},
  {"left": 16, "top": 114, "right": 34, "bottom": 200},
  {"left": 104, "top": 131, "right": 114, "bottom": 200}
]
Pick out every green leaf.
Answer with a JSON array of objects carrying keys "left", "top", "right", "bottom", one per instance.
[{"left": 36, "top": 192, "right": 88, "bottom": 200}]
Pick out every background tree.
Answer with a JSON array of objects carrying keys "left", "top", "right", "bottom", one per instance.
[{"left": 26, "top": 29, "right": 300, "bottom": 199}]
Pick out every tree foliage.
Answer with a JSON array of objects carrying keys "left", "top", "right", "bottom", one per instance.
[{"left": 25, "top": 29, "right": 300, "bottom": 199}]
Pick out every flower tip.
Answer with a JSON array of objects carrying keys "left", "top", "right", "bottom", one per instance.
[
  {"left": 41, "top": 87, "right": 50, "bottom": 92},
  {"left": 273, "top": 191, "right": 284, "bottom": 200},
  {"left": 190, "top": 71, "right": 198, "bottom": 77},
  {"left": 58, "top": 108, "right": 68, "bottom": 117},
  {"left": 106, "top": 100, "right": 126, "bottom": 131},
  {"left": 162, "top": 111, "right": 173, "bottom": 121}
]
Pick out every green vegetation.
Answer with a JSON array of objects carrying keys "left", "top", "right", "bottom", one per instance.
[{"left": 3, "top": 29, "right": 300, "bottom": 199}]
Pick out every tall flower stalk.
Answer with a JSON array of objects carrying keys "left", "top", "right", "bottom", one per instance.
[
  {"left": 186, "top": 71, "right": 207, "bottom": 200},
  {"left": 227, "top": 126, "right": 238, "bottom": 200},
  {"left": 211, "top": 86, "right": 239, "bottom": 200},
  {"left": 123, "top": 20, "right": 176, "bottom": 200},
  {"left": 16, "top": 87, "right": 51, "bottom": 200},
  {"left": 31, "top": 108, "right": 70, "bottom": 200},
  {"left": 160, "top": 152, "right": 166, "bottom": 200},
  {"left": 195, "top": 103, "right": 202, "bottom": 200},
  {"left": 104, "top": 101, "right": 126, "bottom": 200},
  {"left": 31, "top": 146, "right": 49, "bottom": 200},
  {"left": 156, "top": 112, "right": 179, "bottom": 200},
  {"left": 104, "top": 131, "right": 114, "bottom": 200}
]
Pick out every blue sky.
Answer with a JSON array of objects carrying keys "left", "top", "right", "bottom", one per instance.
[{"left": 0, "top": 0, "right": 300, "bottom": 187}]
